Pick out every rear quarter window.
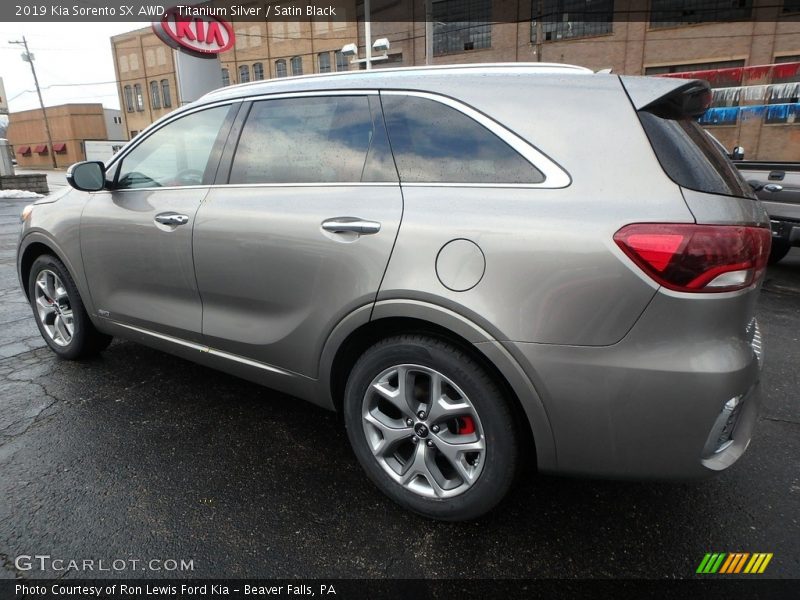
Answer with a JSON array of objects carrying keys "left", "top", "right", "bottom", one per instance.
[
  {"left": 638, "top": 111, "right": 754, "bottom": 199},
  {"left": 381, "top": 94, "right": 545, "bottom": 184}
]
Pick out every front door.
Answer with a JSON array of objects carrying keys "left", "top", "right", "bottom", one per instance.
[{"left": 81, "top": 104, "right": 233, "bottom": 341}]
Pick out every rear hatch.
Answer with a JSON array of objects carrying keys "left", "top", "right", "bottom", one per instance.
[{"left": 617, "top": 76, "right": 771, "bottom": 295}]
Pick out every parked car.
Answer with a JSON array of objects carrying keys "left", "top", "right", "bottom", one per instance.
[
  {"left": 734, "top": 160, "right": 800, "bottom": 264},
  {"left": 17, "top": 64, "right": 769, "bottom": 520}
]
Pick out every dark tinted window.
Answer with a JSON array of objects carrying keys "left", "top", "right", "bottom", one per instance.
[
  {"left": 381, "top": 95, "right": 545, "bottom": 184},
  {"left": 638, "top": 112, "right": 754, "bottom": 198},
  {"left": 229, "top": 96, "right": 396, "bottom": 184}
]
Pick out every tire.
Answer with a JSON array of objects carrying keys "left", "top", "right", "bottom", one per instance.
[
  {"left": 28, "top": 254, "right": 112, "bottom": 360},
  {"left": 768, "top": 239, "right": 791, "bottom": 265},
  {"left": 343, "top": 335, "right": 519, "bottom": 521}
]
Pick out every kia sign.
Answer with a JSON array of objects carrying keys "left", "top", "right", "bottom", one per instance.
[{"left": 152, "top": 7, "right": 235, "bottom": 58}]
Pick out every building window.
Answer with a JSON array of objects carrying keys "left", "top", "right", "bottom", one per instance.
[
  {"left": 650, "top": 0, "right": 752, "bottom": 28},
  {"left": 335, "top": 50, "right": 348, "bottom": 72},
  {"left": 124, "top": 85, "right": 134, "bottom": 112},
  {"left": 532, "top": 0, "right": 614, "bottom": 43},
  {"left": 239, "top": 65, "right": 250, "bottom": 83},
  {"left": 235, "top": 29, "right": 248, "bottom": 49},
  {"left": 150, "top": 81, "right": 161, "bottom": 110},
  {"left": 644, "top": 60, "right": 745, "bottom": 85},
  {"left": 291, "top": 56, "right": 303, "bottom": 76},
  {"left": 161, "top": 80, "right": 172, "bottom": 108},
  {"left": 776, "top": 55, "right": 800, "bottom": 64},
  {"left": 253, "top": 62, "right": 265, "bottom": 81},
  {"left": 276, "top": 59, "right": 287, "bottom": 77},
  {"left": 222, "top": 68, "right": 230, "bottom": 86},
  {"left": 784, "top": 0, "right": 800, "bottom": 12},
  {"left": 249, "top": 25, "right": 262, "bottom": 46},
  {"left": 433, "top": 0, "right": 491, "bottom": 56},
  {"left": 133, "top": 83, "right": 144, "bottom": 112},
  {"left": 318, "top": 52, "right": 331, "bottom": 73}
]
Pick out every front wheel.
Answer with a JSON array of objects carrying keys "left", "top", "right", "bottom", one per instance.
[
  {"left": 343, "top": 335, "right": 519, "bottom": 521},
  {"left": 29, "top": 254, "right": 112, "bottom": 359}
]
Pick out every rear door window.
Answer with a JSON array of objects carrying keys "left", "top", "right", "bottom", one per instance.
[
  {"left": 638, "top": 111, "right": 754, "bottom": 198},
  {"left": 380, "top": 94, "right": 545, "bottom": 184},
  {"left": 228, "top": 95, "right": 396, "bottom": 184}
]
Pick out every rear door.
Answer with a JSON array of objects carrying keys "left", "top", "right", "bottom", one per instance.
[{"left": 193, "top": 93, "right": 402, "bottom": 377}]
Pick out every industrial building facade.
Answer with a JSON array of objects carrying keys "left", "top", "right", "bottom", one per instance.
[
  {"left": 111, "top": 0, "right": 800, "bottom": 160},
  {"left": 7, "top": 104, "right": 124, "bottom": 169}
]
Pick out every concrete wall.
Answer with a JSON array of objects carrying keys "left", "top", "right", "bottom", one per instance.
[{"left": 0, "top": 174, "right": 48, "bottom": 194}]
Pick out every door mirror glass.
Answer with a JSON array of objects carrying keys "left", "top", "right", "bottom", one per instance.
[
  {"left": 67, "top": 161, "right": 106, "bottom": 192},
  {"left": 731, "top": 146, "right": 745, "bottom": 161}
]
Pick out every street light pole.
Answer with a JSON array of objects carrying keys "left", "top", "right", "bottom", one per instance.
[
  {"left": 9, "top": 36, "right": 57, "bottom": 169},
  {"left": 364, "top": 0, "right": 372, "bottom": 70}
]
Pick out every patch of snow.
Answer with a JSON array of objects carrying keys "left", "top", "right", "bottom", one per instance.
[{"left": 0, "top": 189, "right": 44, "bottom": 199}]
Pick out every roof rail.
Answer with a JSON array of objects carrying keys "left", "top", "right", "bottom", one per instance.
[{"left": 201, "top": 62, "right": 592, "bottom": 101}]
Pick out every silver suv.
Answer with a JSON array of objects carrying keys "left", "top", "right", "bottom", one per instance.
[{"left": 18, "top": 64, "right": 770, "bottom": 520}]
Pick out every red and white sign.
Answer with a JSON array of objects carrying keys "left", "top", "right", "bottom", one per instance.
[{"left": 152, "top": 7, "right": 235, "bottom": 58}]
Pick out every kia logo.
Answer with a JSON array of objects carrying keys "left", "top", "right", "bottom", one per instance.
[{"left": 152, "top": 7, "right": 235, "bottom": 58}]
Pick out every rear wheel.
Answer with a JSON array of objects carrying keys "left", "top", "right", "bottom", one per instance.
[
  {"left": 343, "top": 335, "right": 519, "bottom": 521},
  {"left": 29, "top": 255, "right": 112, "bottom": 359}
]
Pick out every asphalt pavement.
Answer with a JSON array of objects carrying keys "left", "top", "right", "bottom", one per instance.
[{"left": 0, "top": 193, "right": 798, "bottom": 580}]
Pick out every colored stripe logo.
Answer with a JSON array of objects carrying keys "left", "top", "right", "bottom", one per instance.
[{"left": 697, "top": 553, "right": 773, "bottom": 574}]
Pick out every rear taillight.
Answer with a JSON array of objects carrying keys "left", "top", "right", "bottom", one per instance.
[{"left": 614, "top": 224, "right": 771, "bottom": 293}]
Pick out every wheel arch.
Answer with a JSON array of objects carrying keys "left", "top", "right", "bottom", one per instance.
[
  {"left": 320, "top": 300, "right": 558, "bottom": 471},
  {"left": 18, "top": 234, "right": 94, "bottom": 315}
]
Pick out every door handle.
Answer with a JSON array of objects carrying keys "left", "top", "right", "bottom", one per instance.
[
  {"left": 321, "top": 217, "right": 381, "bottom": 235},
  {"left": 155, "top": 213, "right": 189, "bottom": 226}
]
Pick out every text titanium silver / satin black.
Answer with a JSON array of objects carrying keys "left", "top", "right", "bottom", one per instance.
[{"left": 17, "top": 64, "right": 770, "bottom": 521}]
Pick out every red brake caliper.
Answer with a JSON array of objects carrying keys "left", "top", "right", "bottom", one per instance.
[{"left": 456, "top": 416, "right": 476, "bottom": 435}]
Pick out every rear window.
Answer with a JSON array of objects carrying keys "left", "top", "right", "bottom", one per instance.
[{"left": 638, "top": 111, "right": 754, "bottom": 199}]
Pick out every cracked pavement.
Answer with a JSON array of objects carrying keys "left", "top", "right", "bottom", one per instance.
[{"left": 0, "top": 195, "right": 798, "bottom": 579}]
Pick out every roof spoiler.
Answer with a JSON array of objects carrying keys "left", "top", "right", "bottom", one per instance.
[{"left": 620, "top": 76, "right": 712, "bottom": 119}]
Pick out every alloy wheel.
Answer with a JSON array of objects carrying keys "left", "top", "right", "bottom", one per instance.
[
  {"left": 34, "top": 269, "right": 74, "bottom": 347},
  {"left": 361, "top": 364, "right": 486, "bottom": 499}
]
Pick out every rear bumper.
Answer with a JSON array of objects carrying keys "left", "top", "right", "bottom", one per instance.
[{"left": 504, "top": 294, "right": 763, "bottom": 480}]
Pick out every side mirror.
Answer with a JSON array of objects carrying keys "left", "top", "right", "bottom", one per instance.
[
  {"left": 67, "top": 161, "right": 106, "bottom": 192},
  {"left": 731, "top": 146, "right": 745, "bottom": 161}
]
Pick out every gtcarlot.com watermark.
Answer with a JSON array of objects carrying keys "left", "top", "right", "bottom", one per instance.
[{"left": 14, "top": 554, "right": 194, "bottom": 573}]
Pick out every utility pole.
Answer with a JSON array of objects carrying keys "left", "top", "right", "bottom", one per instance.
[{"left": 9, "top": 36, "right": 57, "bottom": 169}]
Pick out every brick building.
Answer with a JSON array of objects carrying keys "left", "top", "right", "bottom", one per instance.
[
  {"left": 111, "top": 0, "right": 800, "bottom": 159},
  {"left": 6, "top": 104, "right": 123, "bottom": 169}
]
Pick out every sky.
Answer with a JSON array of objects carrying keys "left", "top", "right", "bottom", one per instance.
[{"left": 0, "top": 22, "right": 145, "bottom": 114}]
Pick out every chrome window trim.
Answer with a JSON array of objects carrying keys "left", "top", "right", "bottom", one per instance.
[
  {"left": 111, "top": 321, "right": 304, "bottom": 379},
  {"left": 104, "top": 182, "right": 399, "bottom": 193},
  {"left": 380, "top": 90, "right": 571, "bottom": 189},
  {"left": 104, "top": 88, "right": 569, "bottom": 190}
]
